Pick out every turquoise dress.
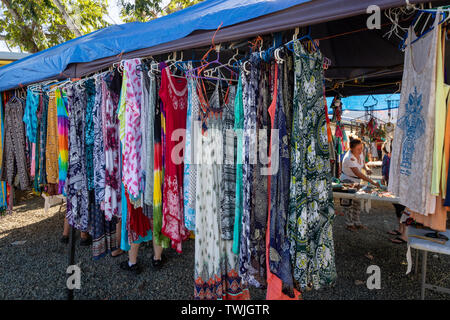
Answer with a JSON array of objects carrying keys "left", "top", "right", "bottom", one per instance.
[
  {"left": 232, "top": 75, "right": 244, "bottom": 255},
  {"left": 120, "top": 154, "right": 152, "bottom": 251},
  {"left": 117, "top": 83, "right": 152, "bottom": 251}
]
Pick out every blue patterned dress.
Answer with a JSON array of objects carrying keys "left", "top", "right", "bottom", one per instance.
[{"left": 287, "top": 42, "right": 337, "bottom": 290}]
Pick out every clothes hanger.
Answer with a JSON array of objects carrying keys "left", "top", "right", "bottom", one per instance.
[
  {"left": 189, "top": 45, "right": 237, "bottom": 80},
  {"left": 166, "top": 51, "right": 182, "bottom": 71},
  {"left": 274, "top": 47, "right": 284, "bottom": 64},
  {"left": 400, "top": 8, "right": 447, "bottom": 50},
  {"left": 285, "top": 27, "right": 320, "bottom": 59},
  {"left": 323, "top": 57, "right": 332, "bottom": 70},
  {"left": 227, "top": 49, "right": 239, "bottom": 68}
]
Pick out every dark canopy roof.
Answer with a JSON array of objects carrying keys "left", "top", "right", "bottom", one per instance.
[{"left": 0, "top": 0, "right": 444, "bottom": 94}]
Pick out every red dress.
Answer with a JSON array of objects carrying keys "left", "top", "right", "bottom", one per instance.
[{"left": 159, "top": 68, "right": 189, "bottom": 253}]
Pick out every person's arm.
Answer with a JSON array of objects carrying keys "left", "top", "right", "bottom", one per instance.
[
  {"left": 350, "top": 167, "right": 380, "bottom": 187},
  {"left": 363, "top": 159, "right": 372, "bottom": 175}
]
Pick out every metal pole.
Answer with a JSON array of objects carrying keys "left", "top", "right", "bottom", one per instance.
[
  {"left": 421, "top": 251, "right": 427, "bottom": 300},
  {"left": 67, "top": 225, "right": 76, "bottom": 300}
]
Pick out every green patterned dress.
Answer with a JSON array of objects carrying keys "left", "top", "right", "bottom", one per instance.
[{"left": 288, "top": 41, "right": 337, "bottom": 290}]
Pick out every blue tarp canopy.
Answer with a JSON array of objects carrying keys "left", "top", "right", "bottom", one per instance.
[
  {"left": 326, "top": 94, "right": 401, "bottom": 112},
  {"left": 0, "top": 0, "right": 310, "bottom": 92}
]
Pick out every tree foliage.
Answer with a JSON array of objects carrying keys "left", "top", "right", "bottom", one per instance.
[
  {"left": 0, "top": 0, "right": 204, "bottom": 53},
  {"left": 0, "top": 0, "right": 109, "bottom": 53},
  {"left": 119, "top": 0, "right": 202, "bottom": 23}
]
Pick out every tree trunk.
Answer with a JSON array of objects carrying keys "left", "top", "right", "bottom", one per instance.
[{"left": 51, "top": 0, "right": 82, "bottom": 37}]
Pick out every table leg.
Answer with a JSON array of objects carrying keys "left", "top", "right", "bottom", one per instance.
[
  {"left": 421, "top": 251, "right": 428, "bottom": 300},
  {"left": 415, "top": 248, "right": 419, "bottom": 276},
  {"left": 7, "top": 187, "right": 13, "bottom": 214}
]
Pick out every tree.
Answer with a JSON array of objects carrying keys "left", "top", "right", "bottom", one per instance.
[
  {"left": 0, "top": 0, "right": 204, "bottom": 53},
  {"left": 52, "top": 0, "right": 82, "bottom": 37},
  {"left": 119, "top": 0, "right": 202, "bottom": 23},
  {"left": 0, "top": 0, "right": 109, "bottom": 53}
]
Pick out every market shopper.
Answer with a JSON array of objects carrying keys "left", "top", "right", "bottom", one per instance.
[
  {"left": 60, "top": 217, "right": 92, "bottom": 246},
  {"left": 340, "top": 137, "right": 381, "bottom": 231},
  {"left": 388, "top": 204, "right": 408, "bottom": 244}
]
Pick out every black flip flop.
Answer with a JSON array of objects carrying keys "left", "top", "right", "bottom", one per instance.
[{"left": 390, "top": 237, "right": 407, "bottom": 244}]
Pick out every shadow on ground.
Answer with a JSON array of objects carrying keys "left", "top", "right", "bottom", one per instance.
[{"left": 0, "top": 193, "right": 449, "bottom": 300}]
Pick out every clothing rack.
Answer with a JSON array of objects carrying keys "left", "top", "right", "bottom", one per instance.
[{"left": 23, "top": 31, "right": 332, "bottom": 93}]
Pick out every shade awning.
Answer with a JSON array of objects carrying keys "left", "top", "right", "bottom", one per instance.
[{"left": 0, "top": 0, "right": 443, "bottom": 92}]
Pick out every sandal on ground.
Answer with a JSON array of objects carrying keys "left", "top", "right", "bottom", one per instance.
[
  {"left": 390, "top": 237, "right": 407, "bottom": 244},
  {"left": 387, "top": 230, "right": 402, "bottom": 236},
  {"left": 111, "top": 249, "right": 125, "bottom": 258}
]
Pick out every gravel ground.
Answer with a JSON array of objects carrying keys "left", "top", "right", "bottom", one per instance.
[{"left": 1, "top": 190, "right": 450, "bottom": 300}]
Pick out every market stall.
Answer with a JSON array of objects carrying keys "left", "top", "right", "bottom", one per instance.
[{"left": 0, "top": 0, "right": 448, "bottom": 301}]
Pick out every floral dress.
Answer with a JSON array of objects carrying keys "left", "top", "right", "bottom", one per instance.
[
  {"left": 160, "top": 67, "right": 189, "bottom": 253},
  {"left": 103, "top": 71, "right": 122, "bottom": 220},
  {"left": 121, "top": 59, "right": 144, "bottom": 202},
  {"left": 288, "top": 41, "right": 337, "bottom": 290}
]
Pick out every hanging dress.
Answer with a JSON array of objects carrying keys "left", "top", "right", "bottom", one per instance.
[
  {"left": 143, "top": 71, "right": 156, "bottom": 207},
  {"left": 266, "top": 62, "right": 301, "bottom": 300},
  {"left": 410, "top": 22, "right": 448, "bottom": 231},
  {"left": 159, "top": 67, "right": 189, "bottom": 253},
  {"left": 232, "top": 74, "right": 244, "bottom": 255},
  {"left": 91, "top": 75, "right": 117, "bottom": 259},
  {"left": 250, "top": 58, "right": 270, "bottom": 288},
  {"left": 389, "top": 14, "right": 440, "bottom": 216},
  {"left": 46, "top": 92, "right": 59, "bottom": 195},
  {"left": 120, "top": 159, "right": 152, "bottom": 251},
  {"left": 103, "top": 70, "right": 122, "bottom": 220},
  {"left": 153, "top": 67, "right": 170, "bottom": 249},
  {"left": 239, "top": 54, "right": 264, "bottom": 288},
  {"left": 220, "top": 85, "right": 237, "bottom": 240},
  {"left": 194, "top": 80, "right": 250, "bottom": 300},
  {"left": 66, "top": 84, "right": 89, "bottom": 232},
  {"left": 56, "top": 88, "right": 68, "bottom": 195},
  {"left": 184, "top": 70, "right": 199, "bottom": 231},
  {"left": 121, "top": 58, "right": 144, "bottom": 202},
  {"left": 1, "top": 97, "right": 29, "bottom": 190},
  {"left": 288, "top": 41, "right": 337, "bottom": 290},
  {"left": 23, "top": 88, "right": 39, "bottom": 143},
  {"left": 118, "top": 61, "right": 152, "bottom": 250},
  {"left": 85, "top": 79, "right": 96, "bottom": 194},
  {"left": 0, "top": 97, "right": 8, "bottom": 212},
  {"left": 38, "top": 93, "right": 49, "bottom": 189}
]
